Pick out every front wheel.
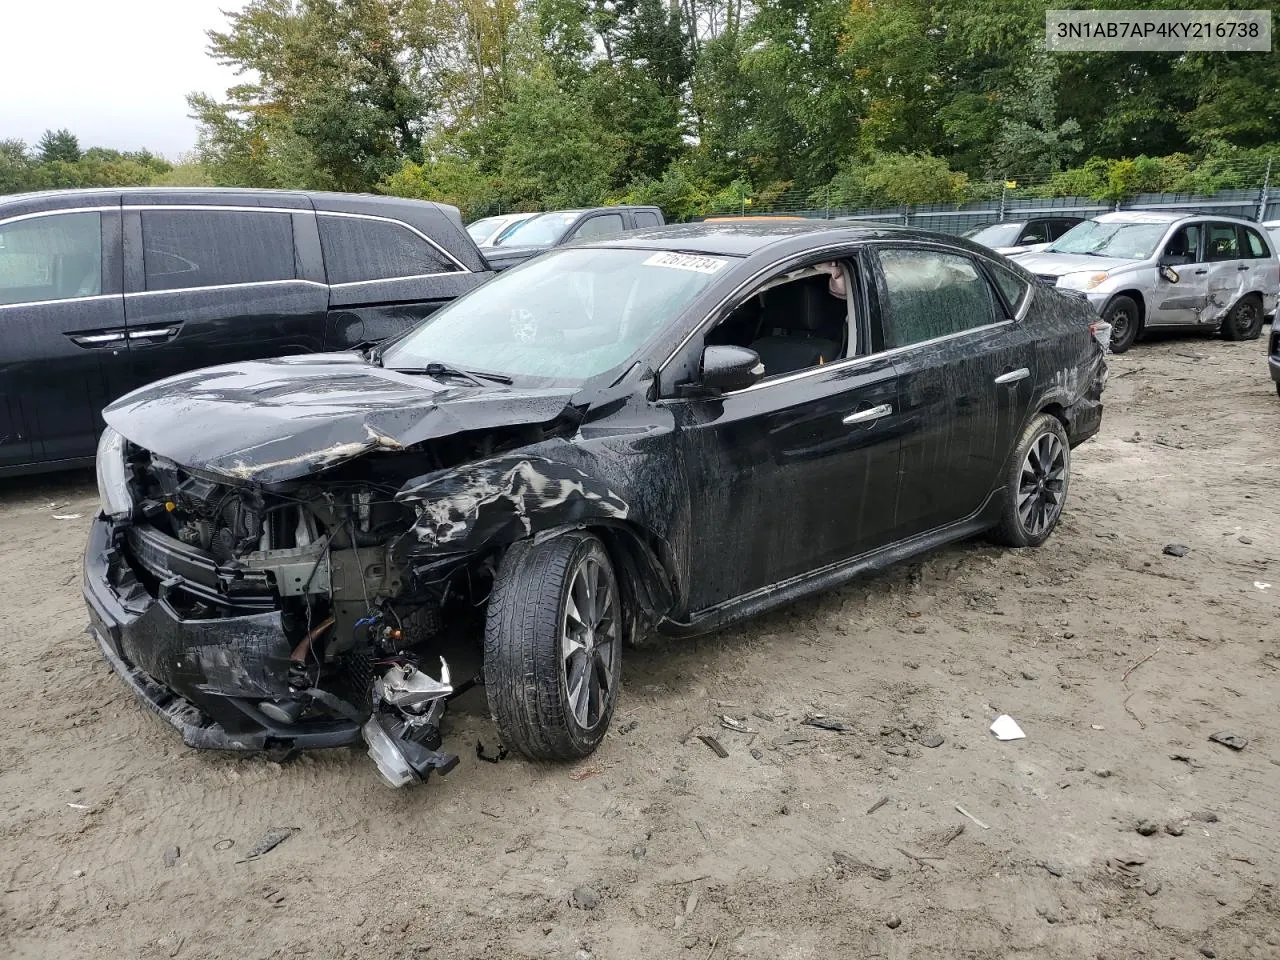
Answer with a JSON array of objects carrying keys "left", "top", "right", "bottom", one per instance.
[
  {"left": 484, "top": 531, "right": 622, "bottom": 760},
  {"left": 1221, "top": 295, "right": 1264, "bottom": 341},
  {"left": 1103, "top": 295, "right": 1140, "bottom": 354},
  {"left": 991, "top": 414, "right": 1071, "bottom": 548}
]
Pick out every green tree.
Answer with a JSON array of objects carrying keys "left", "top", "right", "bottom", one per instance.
[{"left": 37, "top": 128, "right": 82, "bottom": 164}]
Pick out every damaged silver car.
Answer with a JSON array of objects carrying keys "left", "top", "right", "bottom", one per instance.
[{"left": 85, "top": 222, "right": 1107, "bottom": 787}]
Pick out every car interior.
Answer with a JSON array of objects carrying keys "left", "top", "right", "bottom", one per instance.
[
  {"left": 707, "top": 262, "right": 855, "bottom": 377},
  {"left": 1163, "top": 225, "right": 1201, "bottom": 263}
]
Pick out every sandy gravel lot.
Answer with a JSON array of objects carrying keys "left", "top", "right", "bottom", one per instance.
[{"left": 2, "top": 332, "right": 1279, "bottom": 960}]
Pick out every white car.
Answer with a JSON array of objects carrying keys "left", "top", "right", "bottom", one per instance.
[
  {"left": 1012, "top": 212, "right": 1279, "bottom": 353},
  {"left": 465, "top": 212, "right": 538, "bottom": 247}
]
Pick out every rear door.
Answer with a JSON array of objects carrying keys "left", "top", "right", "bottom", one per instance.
[
  {"left": 318, "top": 211, "right": 484, "bottom": 349},
  {"left": 871, "top": 244, "right": 1035, "bottom": 539},
  {"left": 123, "top": 205, "right": 328, "bottom": 391},
  {"left": 0, "top": 205, "right": 128, "bottom": 470}
]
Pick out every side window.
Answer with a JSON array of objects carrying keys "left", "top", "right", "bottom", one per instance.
[
  {"left": 571, "top": 214, "right": 625, "bottom": 241},
  {"left": 1017, "top": 221, "right": 1049, "bottom": 244},
  {"left": 0, "top": 212, "right": 102, "bottom": 306},
  {"left": 318, "top": 214, "right": 458, "bottom": 284},
  {"left": 633, "top": 211, "right": 662, "bottom": 228},
  {"left": 1205, "top": 223, "right": 1240, "bottom": 262},
  {"left": 989, "top": 263, "right": 1030, "bottom": 313},
  {"left": 875, "top": 248, "right": 997, "bottom": 349},
  {"left": 142, "top": 210, "right": 294, "bottom": 291},
  {"left": 1241, "top": 227, "right": 1269, "bottom": 258},
  {"left": 1050, "top": 219, "right": 1079, "bottom": 240},
  {"left": 705, "top": 261, "right": 854, "bottom": 378},
  {"left": 1163, "top": 224, "right": 1201, "bottom": 262}
]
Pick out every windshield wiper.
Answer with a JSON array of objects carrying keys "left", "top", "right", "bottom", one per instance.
[{"left": 388, "top": 362, "right": 513, "bottom": 386}]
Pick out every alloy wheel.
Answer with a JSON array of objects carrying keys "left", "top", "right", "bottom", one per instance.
[
  {"left": 1017, "top": 432, "right": 1067, "bottom": 537},
  {"left": 560, "top": 552, "right": 619, "bottom": 730}
]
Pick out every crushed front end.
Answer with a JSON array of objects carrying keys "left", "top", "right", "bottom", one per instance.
[{"left": 84, "top": 428, "right": 487, "bottom": 787}]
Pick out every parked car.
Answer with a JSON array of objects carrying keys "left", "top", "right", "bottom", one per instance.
[
  {"left": 483, "top": 205, "right": 665, "bottom": 270},
  {"left": 86, "top": 221, "right": 1106, "bottom": 787},
  {"left": 963, "top": 216, "right": 1084, "bottom": 255},
  {"left": 465, "top": 212, "right": 538, "bottom": 247},
  {"left": 0, "top": 188, "right": 492, "bottom": 477},
  {"left": 1013, "top": 212, "right": 1279, "bottom": 353}
]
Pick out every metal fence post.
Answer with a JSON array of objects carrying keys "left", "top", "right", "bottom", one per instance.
[
  {"left": 998, "top": 183, "right": 1007, "bottom": 222},
  {"left": 903, "top": 205, "right": 910, "bottom": 227},
  {"left": 1257, "top": 157, "right": 1272, "bottom": 222}
]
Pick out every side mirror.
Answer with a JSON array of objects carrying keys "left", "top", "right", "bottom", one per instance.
[
  {"left": 701, "top": 345, "right": 764, "bottom": 393},
  {"left": 1159, "top": 264, "right": 1180, "bottom": 284}
]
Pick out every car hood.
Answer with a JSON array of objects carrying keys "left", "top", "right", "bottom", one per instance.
[
  {"left": 103, "top": 352, "right": 578, "bottom": 483},
  {"left": 1011, "top": 251, "right": 1137, "bottom": 275}
]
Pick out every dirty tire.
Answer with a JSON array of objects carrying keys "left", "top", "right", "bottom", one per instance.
[
  {"left": 1103, "top": 295, "right": 1140, "bottom": 354},
  {"left": 990, "top": 413, "right": 1071, "bottom": 548},
  {"left": 1221, "top": 294, "right": 1264, "bottom": 341},
  {"left": 484, "top": 531, "right": 621, "bottom": 761}
]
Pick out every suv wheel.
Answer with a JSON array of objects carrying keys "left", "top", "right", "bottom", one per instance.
[
  {"left": 484, "top": 532, "right": 622, "bottom": 760},
  {"left": 991, "top": 413, "right": 1071, "bottom": 548},
  {"left": 1221, "top": 294, "right": 1264, "bottom": 341},
  {"left": 1103, "top": 296, "right": 1140, "bottom": 353}
]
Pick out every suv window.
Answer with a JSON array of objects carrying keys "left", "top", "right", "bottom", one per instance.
[
  {"left": 1017, "top": 221, "right": 1050, "bottom": 244},
  {"left": 1205, "top": 223, "right": 1241, "bottom": 262},
  {"left": 989, "top": 263, "right": 1030, "bottom": 312},
  {"left": 1164, "top": 224, "right": 1201, "bottom": 262},
  {"left": 142, "top": 210, "right": 294, "bottom": 292},
  {"left": 876, "top": 248, "right": 998, "bottom": 349},
  {"left": 1050, "top": 219, "right": 1080, "bottom": 239},
  {"left": 572, "top": 214, "right": 626, "bottom": 241},
  {"left": 633, "top": 211, "right": 662, "bottom": 228},
  {"left": 0, "top": 211, "right": 102, "bottom": 306},
  {"left": 1241, "top": 226, "right": 1270, "bottom": 258},
  {"left": 318, "top": 214, "right": 458, "bottom": 284}
]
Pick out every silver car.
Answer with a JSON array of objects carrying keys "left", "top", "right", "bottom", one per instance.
[
  {"left": 1013, "top": 212, "right": 1279, "bottom": 353},
  {"left": 465, "top": 212, "right": 539, "bottom": 247}
]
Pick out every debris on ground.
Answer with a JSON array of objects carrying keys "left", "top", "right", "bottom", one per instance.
[
  {"left": 237, "top": 827, "right": 299, "bottom": 863},
  {"left": 749, "top": 747, "right": 764, "bottom": 761},
  {"left": 1135, "top": 820, "right": 1159, "bottom": 836},
  {"left": 1093, "top": 768, "right": 1112, "bottom": 778},
  {"left": 163, "top": 845, "right": 181, "bottom": 868},
  {"left": 1208, "top": 731, "right": 1247, "bottom": 751},
  {"left": 719, "top": 715, "right": 754, "bottom": 733},
  {"left": 1198, "top": 944, "right": 1216, "bottom": 958},
  {"left": 1144, "top": 878, "right": 1162, "bottom": 896},
  {"left": 571, "top": 885, "right": 600, "bottom": 910},
  {"left": 989, "top": 715, "right": 1025, "bottom": 741},
  {"left": 1040, "top": 861, "right": 1065, "bottom": 877},
  {"left": 954, "top": 805, "right": 990, "bottom": 830},
  {"left": 885, "top": 914, "right": 902, "bottom": 929},
  {"left": 751, "top": 710, "right": 775, "bottom": 723},
  {"left": 1191, "top": 811, "right": 1219, "bottom": 823},
  {"left": 476, "top": 741, "right": 508, "bottom": 763},
  {"left": 51, "top": 514, "right": 82, "bottom": 521},
  {"left": 1162, "top": 543, "right": 1190, "bottom": 557},
  {"left": 618, "top": 720, "right": 640, "bottom": 734},
  {"left": 1165, "top": 822, "right": 1184, "bottom": 836},
  {"left": 802, "top": 714, "right": 853, "bottom": 733},
  {"left": 918, "top": 732, "right": 945, "bottom": 748},
  {"left": 697, "top": 735, "right": 729, "bottom": 758},
  {"left": 867, "top": 795, "right": 890, "bottom": 815}
]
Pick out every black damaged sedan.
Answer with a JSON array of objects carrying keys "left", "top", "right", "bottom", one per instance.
[{"left": 85, "top": 222, "right": 1106, "bottom": 786}]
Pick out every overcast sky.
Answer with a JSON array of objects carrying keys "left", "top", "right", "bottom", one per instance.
[{"left": 3, "top": 1, "right": 245, "bottom": 158}]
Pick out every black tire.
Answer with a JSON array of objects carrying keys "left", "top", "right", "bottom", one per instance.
[
  {"left": 1274, "top": 382, "right": 1280, "bottom": 400},
  {"left": 1221, "top": 294, "right": 1264, "bottom": 341},
  {"left": 1103, "top": 295, "right": 1140, "bottom": 354},
  {"left": 484, "top": 531, "right": 622, "bottom": 760},
  {"left": 990, "top": 413, "right": 1071, "bottom": 548}
]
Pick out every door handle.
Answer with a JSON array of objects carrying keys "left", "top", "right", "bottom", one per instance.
[
  {"left": 994, "top": 367, "right": 1030, "bottom": 385},
  {"left": 843, "top": 403, "right": 893, "bottom": 425},
  {"left": 1237, "top": 265, "right": 1250, "bottom": 271},
  {"left": 1194, "top": 269, "right": 1208, "bottom": 275},
  {"left": 127, "top": 325, "right": 180, "bottom": 342},
  {"left": 69, "top": 331, "right": 126, "bottom": 347}
]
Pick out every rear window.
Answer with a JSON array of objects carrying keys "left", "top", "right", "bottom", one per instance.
[
  {"left": 633, "top": 211, "right": 662, "bottom": 228},
  {"left": 318, "top": 214, "right": 458, "bottom": 284},
  {"left": 141, "top": 210, "right": 295, "bottom": 292},
  {"left": 0, "top": 211, "right": 102, "bottom": 305},
  {"left": 1242, "top": 227, "right": 1270, "bottom": 258},
  {"left": 989, "top": 264, "right": 1030, "bottom": 312}
]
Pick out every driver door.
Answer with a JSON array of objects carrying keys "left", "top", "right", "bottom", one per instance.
[{"left": 1154, "top": 224, "right": 1207, "bottom": 325}]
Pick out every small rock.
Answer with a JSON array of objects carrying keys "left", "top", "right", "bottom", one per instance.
[
  {"left": 576, "top": 951, "right": 594, "bottom": 960},
  {"left": 885, "top": 914, "right": 902, "bottom": 930},
  {"left": 1198, "top": 944, "right": 1216, "bottom": 959},
  {"left": 632, "top": 844, "right": 647, "bottom": 860},
  {"left": 869, "top": 867, "right": 891, "bottom": 882},
  {"left": 1239, "top": 536, "right": 1253, "bottom": 544},
  {"left": 1191, "top": 811, "right": 1219, "bottom": 823},
  {"left": 667, "top": 775, "right": 689, "bottom": 792},
  {"left": 780, "top": 804, "right": 791, "bottom": 816},
  {"left": 1020, "top": 670, "right": 1036, "bottom": 681},
  {"left": 72, "top": 869, "right": 85, "bottom": 879},
  {"left": 571, "top": 885, "right": 600, "bottom": 911},
  {"left": 163, "top": 845, "right": 181, "bottom": 868},
  {"left": 912, "top": 626, "right": 926, "bottom": 634},
  {"left": 618, "top": 720, "right": 639, "bottom": 734},
  {"left": 1144, "top": 878, "right": 1162, "bottom": 896},
  {"left": 1066, "top": 764, "right": 1085, "bottom": 772},
  {"left": 1093, "top": 768, "right": 1112, "bottom": 778},
  {"left": 749, "top": 748, "right": 764, "bottom": 761},
  {"left": 904, "top": 660, "right": 920, "bottom": 670},
  {"left": 918, "top": 732, "right": 945, "bottom": 749},
  {"left": 1063, "top": 631, "right": 1075, "bottom": 639},
  {"left": 884, "top": 745, "right": 910, "bottom": 757},
  {"left": 1165, "top": 822, "right": 1184, "bottom": 837},
  {"left": 1136, "top": 820, "right": 1159, "bottom": 836},
  {"left": 1041, "top": 861, "right": 1065, "bottom": 877},
  {"left": 1162, "top": 543, "right": 1190, "bottom": 558}
]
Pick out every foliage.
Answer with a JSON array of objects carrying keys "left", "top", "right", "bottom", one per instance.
[{"left": 0, "top": 139, "right": 174, "bottom": 193}]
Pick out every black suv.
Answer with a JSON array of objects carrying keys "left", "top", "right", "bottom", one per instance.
[{"left": 0, "top": 188, "right": 492, "bottom": 477}]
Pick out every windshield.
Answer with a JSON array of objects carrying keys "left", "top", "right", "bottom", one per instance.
[
  {"left": 963, "top": 223, "right": 1023, "bottom": 248},
  {"left": 495, "top": 211, "right": 579, "bottom": 247},
  {"left": 466, "top": 217, "right": 502, "bottom": 242},
  {"left": 1048, "top": 219, "right": 1169, "bottom": 260},
  {"left": 380, "top": 247, "right": 732, "bottom": 383}
]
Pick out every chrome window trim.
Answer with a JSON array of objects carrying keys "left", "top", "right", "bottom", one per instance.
[
  {"left": 0, "top": 292, "right": 121, "bottom": 311},
  {"left": 329, "top": 272, "right": 465, "bottom": 289},
  {"left": 316, "top": 210, "right": 471, "bottom": 275},
  {"left": 125, "top": 278, "right": 329, "bottom": 298},
  {"left": 0, "top": 205, "right": 118, "bottom": 227}
]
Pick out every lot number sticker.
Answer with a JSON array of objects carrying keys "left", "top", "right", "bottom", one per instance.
[{"left": 642, "top": 252, "right": 729, "bottom": 274}]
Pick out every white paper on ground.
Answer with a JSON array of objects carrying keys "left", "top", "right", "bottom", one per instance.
[{"left": 990, "top": 715, "right": 1026, "bottom": 741}]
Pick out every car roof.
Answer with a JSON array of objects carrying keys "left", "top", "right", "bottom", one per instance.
[
  {"left": 0, "top": 186, "right": 455, "bottom": 216},
  {"left": 580, "top": 221, "right": 971, "bottom": 257},
  {"left": 1094, "top": 210, "right": 1263, "bottom": 226}
]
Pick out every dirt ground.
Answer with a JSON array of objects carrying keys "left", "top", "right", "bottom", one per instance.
[{"left": 3, "top": 332, "right": 1279, "bottom": 960}]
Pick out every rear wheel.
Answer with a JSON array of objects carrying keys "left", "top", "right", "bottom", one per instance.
[
  {"left": 484, "top": 531, "right": 622, "bottom": 760},
  {"left": 1103, "top": 295, "right": 1140, "bottom": 354},
  {"left": 1221, "top": 294, "right": 1264, "bottom": 341},
  {"left": 991, "top": 414, "right": 1071, "bottom": 548}
]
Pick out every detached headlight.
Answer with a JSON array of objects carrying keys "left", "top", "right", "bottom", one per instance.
[
  {"left": 1059, "top": 271, "right": 1110, "bottom": 291},
  {"left": 96, "top": 426, "right": 133, "bottom": 519}
]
